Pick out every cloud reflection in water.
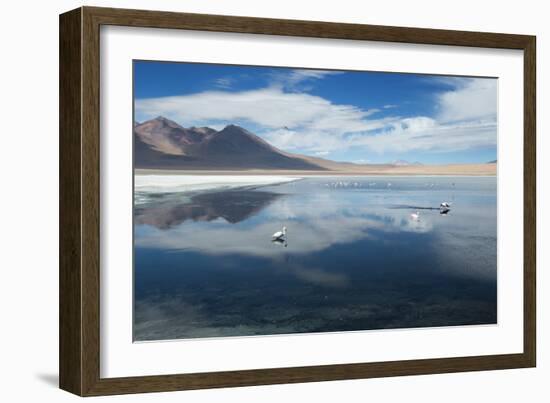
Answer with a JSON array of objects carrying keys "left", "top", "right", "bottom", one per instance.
[{"left": 134, "top": 177, "right": 497, "bottom": 341}]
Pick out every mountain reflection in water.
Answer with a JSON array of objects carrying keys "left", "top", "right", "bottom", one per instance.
[
  {"left": 134, "top": 176, "right": 497, "bottom": 341},
  {"left": 135, "top": 189, "right": 283, "bottom": 229}
]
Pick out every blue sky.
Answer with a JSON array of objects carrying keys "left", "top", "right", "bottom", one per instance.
[{"left": 134, "top": 61, "right": 497, "bottom": 164}]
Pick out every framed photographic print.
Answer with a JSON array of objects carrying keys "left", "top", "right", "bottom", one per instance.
[{"left": 59, "top": 6, "right": 536, "bottom": 396}]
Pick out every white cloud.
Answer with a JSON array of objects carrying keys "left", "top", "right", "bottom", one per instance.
[
  {"left": 350, "top": 117, "right": 496, "bottom": 154},
  {"left": 269, "top": 69, "right": 343, "bottom": 90},
  {"left": 135, "top": 77, "right": 497, "bottom": 156},
  {"left": 214, "top": 77, "right": 233, "bottom": 89},
  {"left": 436, "top": 78, "right": 497, "bottom": 123},
  {"left": 136, "top": 87, "right": 379, "bottom": 130}
]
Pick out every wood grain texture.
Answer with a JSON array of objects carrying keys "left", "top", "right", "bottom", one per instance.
[
  {"left": 523, "top": 38, "right": 536, "bottom": 367},
  {"left": 59, "top": 6, "right": 537, "bottom": 396},
  {"left": 86, "top": 354, "right": 530, "bottom": 396},
  {"left": 85, "top": 6, "right": 532, "bottom": 49},
  {"left": 59, "top": 8, "right": 83, "bottom": 396},
  {"left": 80, "top": 6, "right": 102, "bottom": 396}
]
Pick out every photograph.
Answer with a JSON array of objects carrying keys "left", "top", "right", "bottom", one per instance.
[
  {"left": 132, "top": 60, "right": 498, "bottom": 342},
  {"left": 49, "top": 3, "right": 540, "bottom": 397}
]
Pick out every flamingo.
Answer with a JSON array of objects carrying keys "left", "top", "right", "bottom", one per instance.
[
  {"left": 440, "top": 202, "right": 451, "bottom": 213},
  {"left": 272, "top": 226, "right": 287, "bottom": 241}
]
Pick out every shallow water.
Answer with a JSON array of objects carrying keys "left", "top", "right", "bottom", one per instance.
[{"left": 133, "top": 176, "right": 497, "bottom": 341}]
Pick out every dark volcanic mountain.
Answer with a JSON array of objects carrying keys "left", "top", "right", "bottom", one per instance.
[{"left": 134, "top": 117, "right": 325, "bottom": 170}]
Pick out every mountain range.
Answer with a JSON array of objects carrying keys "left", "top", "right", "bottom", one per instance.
[
  {"left": 134, "top": 117, "right": 330, "bottom": 170},
  {"left": 133, "top": 117, "right": 496, "bottom": 174}
]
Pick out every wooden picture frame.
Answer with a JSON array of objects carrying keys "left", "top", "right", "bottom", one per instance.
[{"left": 59, "top": 6, "right": 536, "bottom": 396}]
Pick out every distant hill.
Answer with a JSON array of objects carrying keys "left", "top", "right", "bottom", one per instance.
[
  {"left": 488, "top": 160, "right": 497, "bottom": 164},
  {"left": 134, "top": 117, "right": 327, "bottom": 170},
  {"left": 390, "top": 160, "right": 423, "bottom": 167}
]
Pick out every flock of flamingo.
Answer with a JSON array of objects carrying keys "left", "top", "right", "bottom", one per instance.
[{"left": 271, "top": 183, "right": 453, "bottom": 244}]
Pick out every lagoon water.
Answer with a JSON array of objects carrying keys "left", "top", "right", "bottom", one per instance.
[{"left": 133, "top": 176, "right": 497, "bottom": 341}]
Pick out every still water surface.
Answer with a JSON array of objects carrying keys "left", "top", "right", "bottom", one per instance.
[{"left": 134, "top": 176, "right": 497, "bottom": 341}]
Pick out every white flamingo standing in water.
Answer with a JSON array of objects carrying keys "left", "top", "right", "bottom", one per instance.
[
  {"left": 272, "top": 226, "right": 287, "bottom": 241},
  {"left": 440, "top": 202, "right": 451, "bottom": 214},
  {"left": 410, "top": 211, "right": 420, "bottom": 221}
]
